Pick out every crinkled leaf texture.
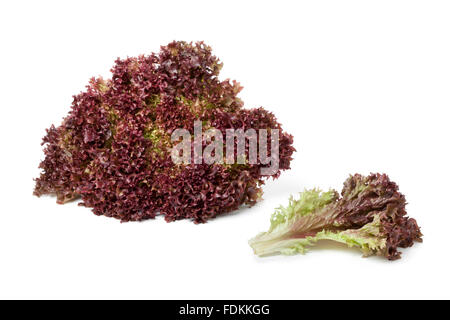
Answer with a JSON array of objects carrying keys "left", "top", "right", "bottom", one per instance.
[
  {"left": 249, "top": 173, "right": 422, "bottom": 260},
  {"left": 34, "top": 41, "right": 295, "bottom": 223}
]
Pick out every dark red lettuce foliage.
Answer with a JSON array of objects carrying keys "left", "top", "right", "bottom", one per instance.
[
  {"left": 336, "top": 173, "right": 423, "bottom": 260},
  {"left": 34, "top": 41, "right": 295, "bottom": 223}
]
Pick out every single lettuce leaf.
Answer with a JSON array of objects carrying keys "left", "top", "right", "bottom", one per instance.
[{"left": 249, "top": 174, "right": 422, "bottom": 260}]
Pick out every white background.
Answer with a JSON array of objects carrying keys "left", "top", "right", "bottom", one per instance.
[{"left": 1, "top": 0, "right": 449, "bottom": 299}]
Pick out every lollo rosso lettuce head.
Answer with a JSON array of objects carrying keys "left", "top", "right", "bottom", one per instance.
[
  {"left": 249, "top": 173, "right": 422, "bottom": 260},
  {"left": 34, "top": 41, "right": 295, "bottom": 223}
]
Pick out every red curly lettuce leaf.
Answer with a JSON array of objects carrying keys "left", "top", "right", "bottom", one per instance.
[{"left": 249, "top": 173, "right": 422, "bottom": 260}]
